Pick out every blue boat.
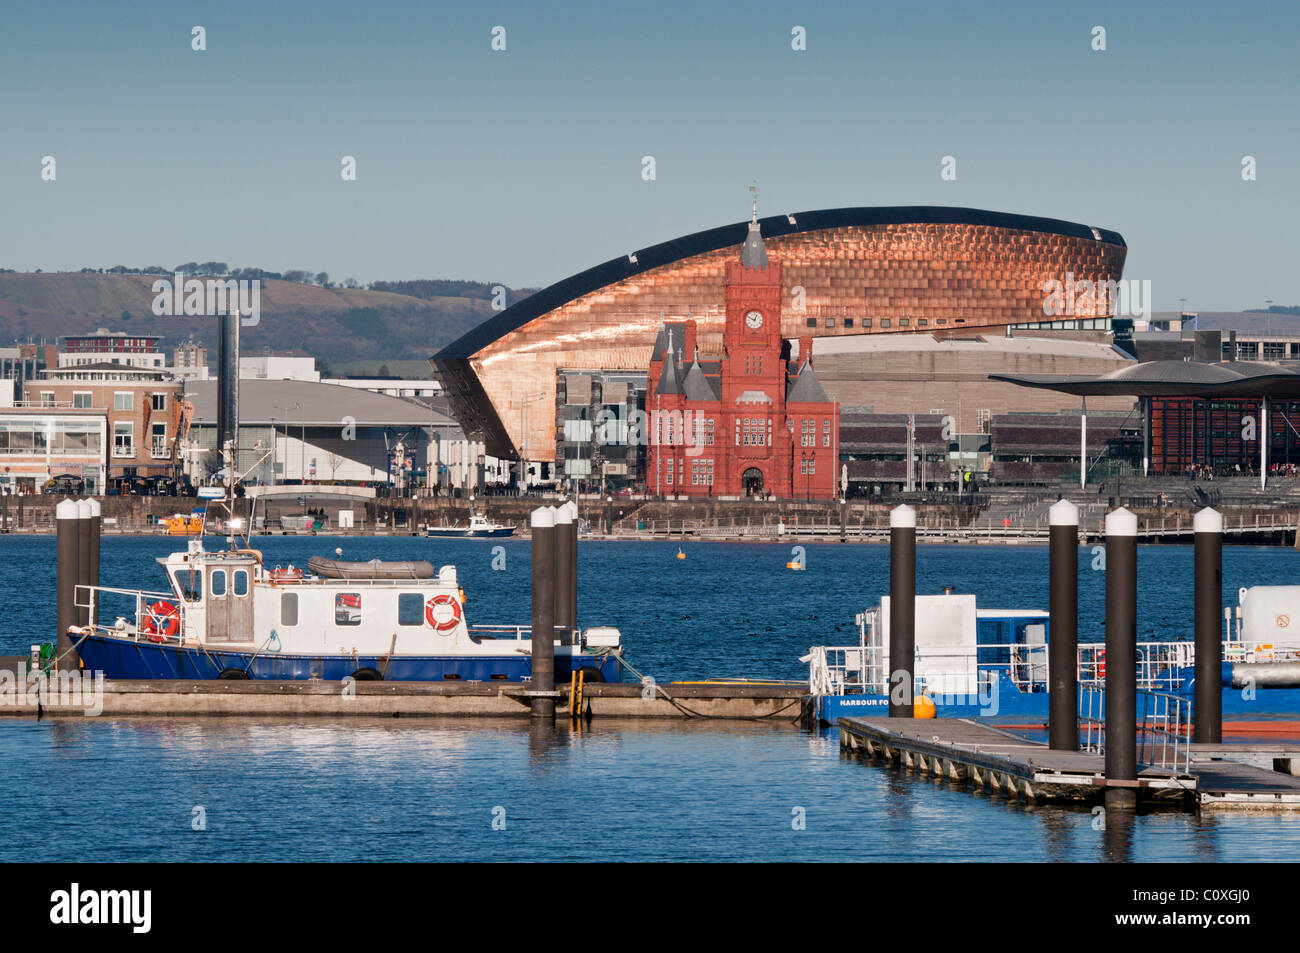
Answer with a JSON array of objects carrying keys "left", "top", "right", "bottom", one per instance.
[
  {"left": 805, "top": 588, "right": 1300, "bottom": 728},
  {"left": 67, "top": 537, "right": 622, "bottom": 683}
]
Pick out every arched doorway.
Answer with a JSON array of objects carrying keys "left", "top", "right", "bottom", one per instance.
[{"left": 742, "top": 467, "right": 764, "bottom": 496}]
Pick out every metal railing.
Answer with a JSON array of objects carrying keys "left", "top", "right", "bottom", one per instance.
[
  {"left": 1077, "top": 686, "right": 1192, "bottom": 775},
  {"left": 73, "top": 583, "right": 180, "bottom": 642},
  {"left": 805, "top": 641, "right": 1043, "bottom": 697},
  {"left": 1077, "top": 640, "right": 1300, "bottom": 691},
  {"left": 1138, "top": 691, "right": 1193, "bottom": 774}
]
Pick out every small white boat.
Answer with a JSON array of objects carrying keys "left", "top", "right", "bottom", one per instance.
[{"left": 425, "top": 513, "right": 514, "bottom": 539}]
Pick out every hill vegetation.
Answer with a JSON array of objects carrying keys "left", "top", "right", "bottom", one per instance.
[{"left": 0, "top": 269, "right": 537, "bottom": 363}]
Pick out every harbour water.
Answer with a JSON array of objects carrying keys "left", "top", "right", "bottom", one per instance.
[{"left": 3, "top": 535, "right": 1300, "bottom": 861}]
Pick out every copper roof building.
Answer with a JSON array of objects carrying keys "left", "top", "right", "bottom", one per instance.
[{"left": 432, "top": 206, "right": 1127, "bottom": 462}]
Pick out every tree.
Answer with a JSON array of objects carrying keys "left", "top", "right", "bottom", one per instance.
[
  {"left": 315, "top": 272, "right": 330, "bottom": 288},
  {"left": 121, "top": 310, "right": 132, "bottom": 322}
]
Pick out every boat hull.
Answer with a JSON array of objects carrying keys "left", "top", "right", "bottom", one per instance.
[
  {"left": 815, "top": 678, "right": 1300, "bottom": 727},
  {"left": 425, "top": 528, "right": 514, "bottom": 539},
  {"left": 76, "top": 634, "right": 620, "bottom": 682}
]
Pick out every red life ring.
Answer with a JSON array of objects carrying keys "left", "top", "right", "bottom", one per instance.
[
  {"left": 142, "top": 601, "right": 180, "bottom": 642},
  {"left": 1096, "top": 648, "right": 1106, "bottom": 679},
  {"left": 270, "top": 566, "right": 304, "bottom": 583},
  {"left": 425, "top": 594, "right": 462, "bottom": 632}
]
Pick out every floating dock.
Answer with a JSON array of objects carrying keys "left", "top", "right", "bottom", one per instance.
[
  {"left": 0, "top": 673, "right": 804, "bottom": 721},
  {"left": 838, "top": 716, "right": 1300, "bottom": 811}
]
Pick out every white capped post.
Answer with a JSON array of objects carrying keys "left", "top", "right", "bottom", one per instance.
[
  {"left": 890, "top": 504, "right": 916, "bottom": 528},
  {"left": 1048, "top": 499, "right": 1079, "bottom": 527}
]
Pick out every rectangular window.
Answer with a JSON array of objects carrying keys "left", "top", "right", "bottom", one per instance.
[
  {"left": 666, "top": 459, "right": 674, "bottom": 484},
  {"left": 151, "top": 422, "right": 167, "bottom": 457},
  {"left": 210, "top": 569, "right": 227, "bottom": 598},
  {"left": 40, "top": 392, "right": 54, "bottom": 407},
  {"left": 281, "top": 593, "right": 298, "bottom": 626},
  {"left": 823, "top": 419, "right": 831, "bottom": 447},
  {"left": 844, "top": 318, "right": 854, "bottom": 328},
  {"left": 73, "top": 392, "right": 92, "bottom": 408},
  {"left": 899, "top": 317, "right": 910, "bottom": 327},
  {"left": 113, "top": 422, "right": 133, "bottom": 456},
  {"left": 335, "top": 593, "right": 362, "bottom": 626},
  {"left": 114, "top": 392, "right": 133, "bottom": 411},
  {"left": 881, "top": 319, "right": 891, "bottom": 329},
  {"left": 151, "top": 392, "right": 166, "bottom": 411},
  {"left": 398, "top": 592, "right": 424, "bottom": 626},
  {"left": 825, "top": 317, "right": 835, "bottom": 328},
  {"left": 805, "top": 318, "right": 817, "bottom": 328},
  {"left": 706, "top": 419, "right": 714, "bottom": 445},
  {"left": 862, "top": 319, "right": 872, "bottom": 329},
  {"left": 233, "top": 569, "right": 249, "bottom": 597}
]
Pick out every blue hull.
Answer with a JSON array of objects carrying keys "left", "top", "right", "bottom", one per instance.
[
  {"left": 77, "top": 634, "right": 621, "bottom": 682},
  {"left": 815, "top": 674, "right": 1300, "bottom": 725}
]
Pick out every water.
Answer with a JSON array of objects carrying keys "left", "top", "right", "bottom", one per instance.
[{"left": 3, "top": 535, "right": 1299, "bottom": 861}]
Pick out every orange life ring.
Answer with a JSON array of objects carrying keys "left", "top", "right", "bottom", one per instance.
[
  {"left": 142, "top": 601, "right": 180, "bottom": 642},
  {"left": 425, "top": 594, "right": 462, "bottom": 632}
]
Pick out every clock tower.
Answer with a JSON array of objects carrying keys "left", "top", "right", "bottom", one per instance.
[
  {"left": 644, "top": 195, "right": 838, "bottom": 500},
  {"left": 720, "top": 199, "right": 785, "bottom": 407}
]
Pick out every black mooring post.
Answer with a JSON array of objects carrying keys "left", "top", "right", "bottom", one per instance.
[
  {"left": 87, "top": 497, "right": 101, "bottom": 629},
  {"left": 1194, "top": 507, "right": 1223, "bottom": 744},
  {"left": 566, "top": 501, "right": 578, "bottom": 633},
  {"left": 840, "top": 497, "right": 847, "bottom": 542},
  {"left": 530, "top": 506, "right": 557, "bottom": 720},
  {"left": 75, "top": 499, "right": 92, "bottom": 627},
  {"left": 55, "top": 499, "right": 81, "bottom": 670},
  {"left": 1048, "top": 499, "right": 1079, "bottom": 751},
  {"left": 553, "top": 502, "right": 575, "bottom": 647},
  {"left": 889, "top": 504, "right": 916, "bottom": 718},
  {"left": 1104, "top": 507, "right": 1138, "bottom": 810}
]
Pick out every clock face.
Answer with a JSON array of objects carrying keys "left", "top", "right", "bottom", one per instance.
[{"left": 744, "top": 310, "right": 763, "bottom": 329}]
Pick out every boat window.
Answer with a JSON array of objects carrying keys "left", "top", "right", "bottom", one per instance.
[
  {"left": 211, "top": 570, "right": 227, "bottom": 598},
  {"left": 281, "top": 593, "right": 298, "bottom": 627},
  {"left": 176, "top": 570, "right": 203, "bottom": 603},
  {"left": 233, "top": 570, "right": 249, "bottom": 597},
  {"left": 398, "top": 592, "right": 424, "bottom": 626},
  {"left": 335, "top": 592, "right": 362, "bottom": 626}
]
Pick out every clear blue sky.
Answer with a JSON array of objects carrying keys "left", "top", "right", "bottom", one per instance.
[{"left": 1, "top": 0, "right": 1295, "bottom": 310}]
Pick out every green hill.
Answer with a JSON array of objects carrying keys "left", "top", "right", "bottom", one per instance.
[{"left": 0, "top": 272, "right": 528, "bottom": 362}]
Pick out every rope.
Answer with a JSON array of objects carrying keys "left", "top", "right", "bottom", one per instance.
[{"left": 603, "top": 650, "right": 804, "bottom": 721}]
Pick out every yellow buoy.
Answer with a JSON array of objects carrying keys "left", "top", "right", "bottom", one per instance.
[
  {"left": 676, "top": 548, "right": 685, "bottom": 560},
  {"left": 914, "top": 695, "right": 937, "bottom": 719},
  {"left": 786, "top": 561, "right": 804, "bottom": 570}
]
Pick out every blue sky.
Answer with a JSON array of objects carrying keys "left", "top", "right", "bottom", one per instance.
[{"left": 1, "top": 0, "right": 1296, "bottom": 309}]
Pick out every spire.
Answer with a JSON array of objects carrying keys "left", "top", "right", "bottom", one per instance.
[
  {"left": 741, "top": 183, "right": 768, "bottom": 270},
  {"left": 656, "top": 329, "right": 684, "bottom": 395}
]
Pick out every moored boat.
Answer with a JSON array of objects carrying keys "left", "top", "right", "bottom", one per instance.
[
  {"left": 425, "top": 513, "right": 514, "bottom": 539},
  {"left": 67, "top": 538, "right": 621, "bottom": 682},
  {"left": 805, "top": 586, "right": 1300, "bottom": 727}
]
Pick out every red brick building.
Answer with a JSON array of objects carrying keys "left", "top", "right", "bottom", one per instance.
[{"left": 646, "top": 208, "right": 840, "bottom": 499}]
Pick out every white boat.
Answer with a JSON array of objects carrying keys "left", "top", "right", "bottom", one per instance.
[
  {"left": 69, "top": 537, "right": 621, "bottom": 682},
  {"left": 425, "top": 513, "right": 514, "bottom": 538}
]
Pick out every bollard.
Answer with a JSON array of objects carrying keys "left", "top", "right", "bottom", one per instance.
[
  {"left": 75, "top": 499, "right": 93, "bottom": 626},
  {"left": 1104, "top": 507, "right": 1138, "bottom": 810},
  {"left": 55, "top": 499, "right": 81, "bottom": 669},
  {"left": 565, "top": 500, "right": 578, "bottom": 632},
  {"left": 530, "top": 506, "right": 557, "bottom": 719},
  {"left": 605, "top": 496, "right": 613, "bottom": 536},
  {"left": 840, "top": 498, "right": 847, "bottom": 542},
  {"left": 17, "top": 494, "right": 24, "bottom": 529},
  {"left": 1194, "top": 507, "right": 1223, "bottom": 744},
  {"left": 87, "top": 497, "right": 101, "bottom": 628},
  {"left": 553, "top": 502, "right": 576, "bottom": 646},
  {"left": 1048, "top": 499, "right": 1079, "bottom": 750},
  {"left": 889, "top": 504, "right": 916, "bottom": 718}
]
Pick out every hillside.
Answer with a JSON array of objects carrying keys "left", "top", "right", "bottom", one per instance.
[{"left": 0, "top": 272, "right": 527, "bottom": 362}]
